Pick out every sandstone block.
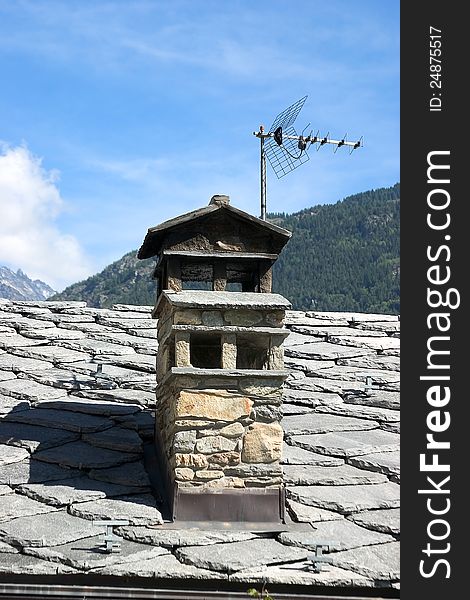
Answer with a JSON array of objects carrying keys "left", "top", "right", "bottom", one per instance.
[
  {"left": 174, "top": 453, "right": 208, "bottom": 468},
  {"left": 176, "top": 390, "right": 252, "bottom": 421},
  {"left": 194, "top": 470, "right": 224, "bottom": 480},
  {"left": 221, "top": 334, "right": 237, "bottom": 369},
  {"left": 242, "top": 422, "right": 283, "bottom": 464},
  {"left": 175, "top": 468, "right": 194, "bottom": 481},
  {"left": 201, "top": 476, "right": 245, "bottom": 489},
  {"left": 207, "top": 452, "right": 240, "bottom": 467},
  {"left": 218, "top": 422, "right": 245, "bottom": 438}
]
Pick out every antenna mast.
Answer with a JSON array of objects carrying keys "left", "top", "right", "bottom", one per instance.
[
  {"left": 260, "top": 126, "right": 267, "bottom": 220},
  {"left": 253, "top": 95, "right": 363, "bottom": 220}
]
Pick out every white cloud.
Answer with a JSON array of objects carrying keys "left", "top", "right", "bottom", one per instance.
[{"left": 0, "top": 144, "right": 92, "bottom": 291}]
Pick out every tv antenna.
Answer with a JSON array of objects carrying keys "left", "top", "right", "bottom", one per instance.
[{"left": 253, "top": 95, "right": 363, "bottom": 219}]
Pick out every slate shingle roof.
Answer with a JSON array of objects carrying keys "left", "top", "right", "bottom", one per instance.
[{"left": 0, "top": 299, "right": 400, "bottom": 593}]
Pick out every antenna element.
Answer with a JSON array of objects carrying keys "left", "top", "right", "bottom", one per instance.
[{"left": 253, "top": 95, "right": 363, "bottom": 219}]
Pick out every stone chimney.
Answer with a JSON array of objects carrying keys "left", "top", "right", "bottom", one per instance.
[{"left": 138, "top": 196, "right": 292, "bottom": 522}]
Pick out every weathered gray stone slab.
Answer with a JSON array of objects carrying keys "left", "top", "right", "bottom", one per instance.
[
  {"left": 355, "top": 321, "right": 400, "bottom": 333},
  {"left": 283, "top": 464, "right": 388, "bottom": 486},
  {"left": 286, "top": 499, "right": 343, "bottom": 523},
  {"left": 315, "top": 403, "right": 400, "bottom": 423},
  {"left": 230, "top": 562, "right": 371, "bottom": 587},
  {"left": 121, "top": 380, "right": 156, "bottom": 393},
  {"left": 23, "top": 368, "right": 98, "bottom": 390},
  {"left": 285, "top": 355, "right": 334, "bottom": 371},
  {"left": 21, "top": 327, "right": 87, "bottom": 340},
  {"left": 279, "top": 518, "right": 394, "bottom": 551},
  {"left": 60, "top": 322, "right": 118, "bottom": 334},
  {"left": 0, "top": 540, "right": 18, "bottom": 552},
  {"left": 344, "top": 391, "right": 400, "bottom": 410},
  {"left": 98, "top": 552, "right": 224, "bottom": 579},
  {"left": 4, "top": 408, "right": 113, "bottom": 433},
  {"left": 98, "top": 353, "right": 156, "bottom": 373},
  {"left": 348, "top": 508, "right": 400, "bottom": 535},
  {"left": 57, "top": 339, "right": 137, "bottom": 356},
  {"left": 83, "top": 427, "right": 143, "bottom": 453},
  {"left": 12, "top": 306, "right": 53, "bottom": 315},
  {"left": 0, "top": 459, "right": 81, "bottom": 485},
  {"left": 381, "top": 422, "right": 400, "bottom": 434},
  {"left": 286, "top": 342, "right": 374, "bottom": 361},
  {"left": 380, "top": 348, "right": 400, "bottom": 357},
  {"left": 0, "top": 354, "right": 53, "bottom": 372},
  {"left": 284, "top": 332, "right": 323, "bottom": 347},
  {"left": 282, "top": 413, "right": 379, "bottom": 436},
  {"left": 337, "top": 355, "right": 400, "bottom": 372},
  {"left": 88, "top": 461, "right": 151, "bottom": 488},
  {"left": 34, "top": 301, "right": 87, "bottom": 309},
  {"left": 176, "top": 538, "right": 308, "bottom": 573},
  {"left": 113, "top": 411, "right": 155, "bottom": 437},
  {"left": 17, "top": 477, "right": 148, "bottom": 506},
  {"left": 0, "top": 421, "right": 80, "bottom": 452},
  {"left": 300, "top": 326, "right": 386, "bottom": 339},
  {"left": 0, "top": 492, "right": 58, "bottom": 522},
  {"left": 0, "top": 378, "right": 67, "bottom": 402},
  {"left": 69, "top": 494, "right": 163, "bottom": 526},
  {"left": 282, "top": 443, "right": 344, "bottom": 466},
  {"left": 12, "top": 345, "right": 92, "bottom": 363},
  {"left": 0, "top": 444, "right": 29, "bottom": 466},
  {"left": 74, "top": 388, "right": 155, "bottom": 406},
  {"left": 0, "top": 315, "right": 56, "bottom": 329},
  {"left": 282, "top": 388, "right": 342, "bottom": 406},
  {"left": 65, "top": 361, "right": 154, "bottom": 384},
  {"left": 0, "top": 551, "right": 76, "bottom": 574},
  {"left": 286, "top": 311, "right": 349, "bottom": 326},
  {"left": 112, "top": 304, "right": 153, "bottom": 314},
  {"left": 297, "top": 365, "right": 399, "bottom": 385},
  {"left": 290, "top": 430, "right": 400, "bottom": 458},
  {"left": 0, "top": 486, "right": 13, "bottom": 497},
  {"left": 308, "top": 311, "right": 398, "bottom": 323},
  {"left": 118, "top": 526, "right": 258, "bottom": 548},
  {"left": 0, "top": 509, "right": 97, "bottom": 547},
  {"left": 288, "top": 482, "right": 400, "bottom": 514},
  {"left": 331, "top": 541, "right": 399, "bottom": 580},
  {"left": 127, "top": 328, "right": 157, "bottom": 339},
  {"left": 0, "top": 395, "right": 30, "bottom": 414},
  {"left": 34, "top": 441, "right": 140, "bottom": 469},
  {"left": 288, "top": 376, "right": 363, "bottom": 395},
  {"left": 25, "top": 536, "right": 168, "bottom": 571},
  {"left": 0, "top": 334, "right": 47, "bottom": 348},
  {"left": 281, "top": 404, "right": 315, "bottom": 415},
  {"left": 329, "top": 335, "right": 400, "bottom": 351},
  {"left": 98, "top": 318, "right": 155, "bottom": 330},
  {"left": 36, "top": 398, "right": 140, "bottom": 416},
  {"left": 88, "top": 330, "right": 156, "bottom": 354},
  {"left": 0, "top": 370, "right": 16, "bottom": 382},
  {"left": 0, "top": 325, "right": 16, "bottom": 335},
  {"left": 35, "top": 313, "right": 96, "bottom": 324},
  {"left": 348, "top": 451, "right": 400, "bottom": 478}
]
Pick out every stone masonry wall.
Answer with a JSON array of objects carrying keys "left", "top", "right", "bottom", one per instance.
[{"left": 156, "top": 374, "right": 285, "bottom": 489}]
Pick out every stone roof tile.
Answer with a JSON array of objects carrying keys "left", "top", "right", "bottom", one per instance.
[{"left": 0, "top": 301, "right": 400, "bottom": 591}]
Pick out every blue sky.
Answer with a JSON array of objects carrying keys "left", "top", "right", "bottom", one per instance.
[{"left": 0, "top": 0, "right": 399, "bottom": 290}]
